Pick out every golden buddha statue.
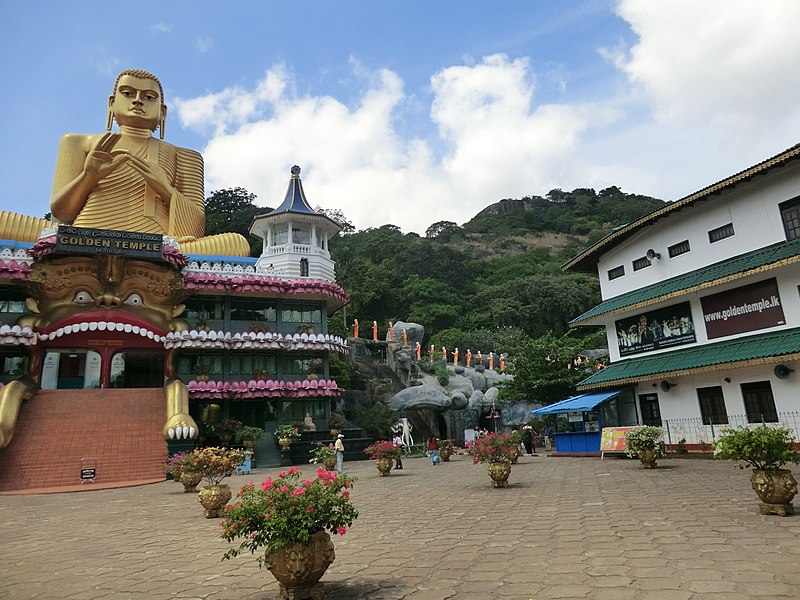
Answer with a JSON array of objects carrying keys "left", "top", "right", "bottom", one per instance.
[{"left": 0, "top": 69, "right": 248, "bottom": 257}]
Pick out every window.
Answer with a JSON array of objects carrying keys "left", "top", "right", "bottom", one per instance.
[
  {"left": 639, "top": 394, "right": 662, "bottom": 426},
  {"left": 708, "top": 223, "right": 735, "bottom": 243},
  {"left": 668, "top": 240, "right": 691, "bottom": 258},
  {"left": 632, "top": 256, "right": 652, "bottom": 271},
  {"left": 300, "top": 258, "right": 309, "bottom": 277},
  {"left": 697, "top": 386, "right": 728, "bottom": 424},
  {"left": 779, "top": 197, "right": 800, "bottom": 241},
  {"left": 741, "top": 381, "right": 778, "bottom": 423},
  {"left": 608, "top": 265, "right": 625, "bottom": 280}
]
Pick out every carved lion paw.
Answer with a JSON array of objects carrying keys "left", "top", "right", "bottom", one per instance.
[{"left": 163, "top": 414, "right": 198, "bottom": 440}]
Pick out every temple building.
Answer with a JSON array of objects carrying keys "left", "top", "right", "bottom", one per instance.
[{"left": 556, "top": 143, "right": 800, "bottom": 452}]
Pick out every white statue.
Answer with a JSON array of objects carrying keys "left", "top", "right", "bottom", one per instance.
[{"left": 304, "top": 414, "right": 316, "bottom": 431}]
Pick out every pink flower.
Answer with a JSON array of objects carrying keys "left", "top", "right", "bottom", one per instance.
[
  {"left": 303, "top": 479, "right": 313, "bottom": 487},
  {"left": 288, "top": 467, "right": 299, "bottom": 474},
  {"left": 337, "top": 526, "right": 347, "bottom": 535},
  {"left": 264, "top": 512, "right": 270, "bottom": 519},
  {"left": 281, "top": 485, "right": 289, "bottom": 493},
  {"left": 341, "top": 490, "right": 350, "bottom": 499},
  {"left": 306, "top": 506, "right": 315, "bottom": 513},
  {"left": 293, "top": 487, "right": 306, "bottom": 496},
  {"left": 261, "top": 477, "right": 274, "bottom": 491},
  {"left": 279, "top": 471, "right": 286, "bottom": 478}
]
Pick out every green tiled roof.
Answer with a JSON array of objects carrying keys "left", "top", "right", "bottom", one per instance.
[
  {"left": 570, "top": 238, "right": 800, "bottom": 325},
  {"left": 577, "top": 327, "right": 800, "bottom": 389}
]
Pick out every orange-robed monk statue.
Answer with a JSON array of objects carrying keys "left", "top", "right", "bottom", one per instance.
[{"left": 0, "top": 69, "right": 248, "bottom": 257}]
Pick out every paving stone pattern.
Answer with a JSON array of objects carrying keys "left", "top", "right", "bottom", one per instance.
[{"left": 2, "top": 455, "right": 800, "bottom": 599}]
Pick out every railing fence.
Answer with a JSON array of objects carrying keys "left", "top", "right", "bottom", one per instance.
[{"left": 662, "top": 411, "right": 800, "bottom": 447}]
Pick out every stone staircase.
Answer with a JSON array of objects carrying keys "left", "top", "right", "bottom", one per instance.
[{"left": 0, "top": 388, "right": 167, "bottom": 493}]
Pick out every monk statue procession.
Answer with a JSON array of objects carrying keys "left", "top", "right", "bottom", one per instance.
[{"left": 0, "top": 69, "right": 251, "bottom": 448}]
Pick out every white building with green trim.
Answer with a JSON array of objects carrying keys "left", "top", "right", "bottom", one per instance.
[{"left": 563, "top": 144, "right": 800, "bottom": 449}]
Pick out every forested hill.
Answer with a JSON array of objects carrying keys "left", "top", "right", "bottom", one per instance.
[{"left": 205, "top": 185, "right": 667, "bottom": 355}]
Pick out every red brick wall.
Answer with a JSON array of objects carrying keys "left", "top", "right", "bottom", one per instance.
[{"left": 0, "top": 389, "right": 167, "bottom": 492}]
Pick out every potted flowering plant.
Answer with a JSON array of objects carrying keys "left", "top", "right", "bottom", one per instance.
[
  {"left": 165, "top": 451, "right": 188, "bottom": 483},
  {"left": 438, "top": 439, "right": 457, "bottom": 462},
  {"left": 309, "top": 442, "right": 338, "bottom": 470},
  {"left": 217, "top": 419, "right": 243, "bottom": 446},
  {"left": 221, "top": 467, "right": 358, "bottom": 598},
  {"left": 714, "top": 425, "right": 800, "bottom": 516},
  {"left": 274, "top": 424, "right": 301, "bottom": 451},
  {"left": 467, "top": 432, "right": 515, "bottom": 488},
  {"left": 364, "top": 440, "right": 402, "bottom": 476},
  {"left": 326, "top": 414, "right": 345, "bottom": 437},
  {"left": 185, "top": 446, "right": 245, "bottom": 518},
  {"left": 236, "top": 425, "right": 264, "bottom": 450},
  {"left": 625, "top": 426, "right": 665, "bottom": 469}
]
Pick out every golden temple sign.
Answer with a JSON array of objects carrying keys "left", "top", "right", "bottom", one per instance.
[{"left": 55, "top": 226, "right": 163, "bottom": 260}]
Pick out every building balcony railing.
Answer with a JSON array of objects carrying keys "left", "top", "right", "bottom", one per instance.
[
  {"left": 186, "top": 377, "right": 342, "bottom": 400},
  {"left": 163, "top": 330, "right": 347, "bottom": 353},
  {"left": 265, "top": 243, "right": 330, "bottom": 258}
]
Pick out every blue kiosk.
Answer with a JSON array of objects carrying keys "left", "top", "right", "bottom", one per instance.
[{"left": 532, "top": 390, "right": 632, "bottom": 454}]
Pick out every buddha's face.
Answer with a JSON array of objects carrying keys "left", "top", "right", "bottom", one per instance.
[{"left": 110, "top": 74, "right": 165, "bottom": 130}]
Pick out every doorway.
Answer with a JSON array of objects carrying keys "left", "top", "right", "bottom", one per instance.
[{"left": 109, "top": 350, "right": 164, "bottom": 388}]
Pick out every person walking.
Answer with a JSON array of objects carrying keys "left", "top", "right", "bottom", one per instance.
[
  {"left": 334, "top": 433, "right": 345, "bottom": 474},
  {"left": 392, "top": 432, "right": 404, "bottom": 470},
  {"left": 427, "top": 436, "right": 440, "bottom": 465}
]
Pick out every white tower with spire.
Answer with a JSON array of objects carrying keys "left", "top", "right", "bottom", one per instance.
[{"left": 249, "top": 166, "right": 341, "bottom": 281}]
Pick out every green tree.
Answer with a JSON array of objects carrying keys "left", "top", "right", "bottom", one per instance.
[
  {"left": 499, "top": 332, "right": 605, "bottom": 406},
  {"left": 205, "top": 187, "right": 265, "bottom": 256}
]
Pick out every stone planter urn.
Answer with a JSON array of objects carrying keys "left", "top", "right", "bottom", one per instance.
[
  {"left": 198, "top": 484, "right": 232, "bottom": 518},
  {"left": 486, "top": 461, "right": 511, "bottom": 488},
  {"left": 439, "top": 448, "right": 453, "bottom": 462},
  {"left": 751, "top": 469, "right": 798, "bottom": 516},
  {"left": 278, "top": 437, "right": 294, "bottom": 452},
  {"left": 322, "top": 456, "right": 337, "bottom": 471},
  {"left": 638, "top": 448, "right": 658, "bottom": 469},
  {"left": 180, "top": 470, "right": 202, "bottom": 493},
  {"left": 265, "top": 530, "right": 335, "bottom": 600},
  {"left": 508, "top": 447, "right": 520, "bottom": 464},
  {"left": 375, "top": 457, "right": 393, "bottom": 476}
]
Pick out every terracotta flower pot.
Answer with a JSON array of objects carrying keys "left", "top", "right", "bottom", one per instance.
[
  {"left": 751, "top": 469, "right": 798, "bottom": 516},
  {"left": 198, "top": 484, "right": 232, "bottom": 518},
  {"left": 265, "top": 530, "right": 335, "bottom": 599}
]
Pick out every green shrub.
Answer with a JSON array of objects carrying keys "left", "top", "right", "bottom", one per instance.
[
  {"left": 713, "top": 426, "right": 800, "bottom": 471},
  {"left": 624, "top": 426, "right": 666, "bottom": 459}
]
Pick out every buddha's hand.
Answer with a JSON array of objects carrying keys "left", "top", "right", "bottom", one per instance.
[
  {"left": 163, "top": 413, "right": 199, "bottom": 441},
  {"left": 121, "top": 152, "right": 176, "bottom": 204},
  {"left": 84, "top": 133, "right": 124, "bottom": 180}
]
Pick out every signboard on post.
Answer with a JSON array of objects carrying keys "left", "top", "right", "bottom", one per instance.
[{"left": 600, "top": 426, "right": 640, "bottom": 458}]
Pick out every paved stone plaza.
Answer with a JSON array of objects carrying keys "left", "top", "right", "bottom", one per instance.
[{"left": 2, "top": 454, "right": 799, "bottom": 600}]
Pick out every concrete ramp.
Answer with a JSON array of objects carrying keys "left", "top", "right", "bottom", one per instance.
[{"left": 0, "top": 388, "right": 167, "bottom": 493}]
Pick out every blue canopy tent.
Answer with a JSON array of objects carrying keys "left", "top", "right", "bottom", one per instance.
[{"left": 532, "top": 390, "right": 622, "bottom": 454}]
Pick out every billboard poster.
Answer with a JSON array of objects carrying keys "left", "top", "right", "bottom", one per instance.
[
  {"left": 701, "top": 278, "right": 785, "bottom": 340},
  {"left": 615, "top": 301, "right": 696, "bottom": 357}
]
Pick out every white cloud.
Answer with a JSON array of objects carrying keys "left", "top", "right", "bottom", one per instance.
[
  {"left": 171, "top": 4, "right": 800, "bottom": 234},
  {"left": 586, "top": 0, "right": 800, "bottom": 201},
  {"left": 151, "top": 23, "right": 171, "bottom": 34},
  {"left": 174, "top": 56, "right": 606, "bottom": 234},
  {"left": 196, "top": 37, "right": 213, "bottom": 53}
]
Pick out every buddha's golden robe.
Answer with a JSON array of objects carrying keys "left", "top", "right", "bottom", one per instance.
[{"left": 72, "top": 138, "right": 205, "bottom": 240}]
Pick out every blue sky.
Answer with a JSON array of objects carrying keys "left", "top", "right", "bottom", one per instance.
[{"left": 3, "top": 1, "right": 800, "bottom": 234}]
